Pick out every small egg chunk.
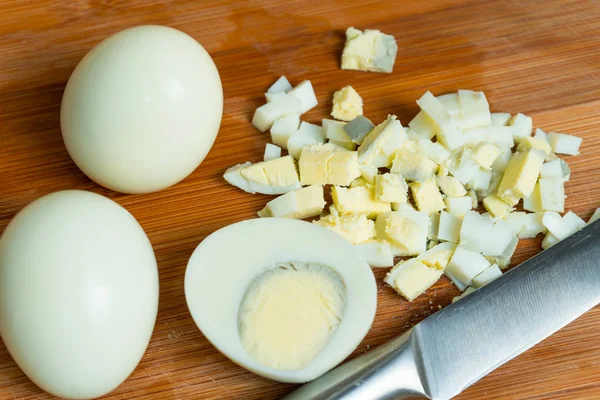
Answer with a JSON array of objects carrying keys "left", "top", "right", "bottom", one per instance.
[
  {"left": 252, "top": 95, "right": 302, "bottom": 132},
  {"left": 409, "top": 180, "right": 446, "bottom": 215},
  {"left": 483, "top": 193, "right": 514, "bottom": 219},
  {"left": 359, "top": 163, "right": 379, "bottom": 183},
  {"left": 323, "top": 119, "right": 352, "bottom": 143},
  {"left": 375, "top": 173, "right": 408, "bottom": 203},
  {"left": 238, "top": 262, "right": 346, "bottom": 370},
  {"left": 258, "top": 185, "right": 325, "bottom": 219},
  {"left": 547, "top": 132, "right": 582, "bottom": 155},
  {"left": 299, "top": 143, "right": 360, "bottom": 186},
  {"left": 517, "top": 212, "right": 547, "bottom": 239},
  {"left": 384, "top": 259, "right": 442, "bottom": 302},
  {"left": 344, "top": 116, "right": 375, "bottom": 144},
  {"left": 416, "top": 91, "right": 464, "bottom": 150},
  {"left": 287, "top": 122, "right": 326, "bottom": 159},
  {"left": 417, "top": 242, "right": 457, "bottom": 270},
  {"left": 497, "top": 149, "right": 545, "bottom": 205},
  {"left": 267, "top": 75, "right": 293, "bottom": 94},
  {"left": 436, "top": 176, "right": 466, "bottom": 197},
  {"left": 448, "top": 148, "right": 480, "bottom": 185},
  {"left": 354, "top": 240, "right": 394, "bottom": 268},
  {"left": 472, "top": 264, "right": 502, "bottom": 288},
  {"left": 375, "top": 210, "right": 429, "bottom": 255},
  {"left": 485, "top": 236, "right": 518, "bottom": 270},
  {"left": 491, "top": 112, "right": 512, "bottom": 126},
  {"left": 472, "top": 142, "right": 501, "bottom": 170},
  {"left": 428, "top": 212, "right": 440, "bottom": 240},
  {"left": 437, "top": 211, "right": 462, "bottom": 243},
  {"left": 445, "top": 246, "right": 491, "bottom": 291},
  {"left": 224, "top": 155, "right": 301, "bottom": 195},
  {"left": 287, "top": 80, "right": 318, "bottom": 114},
  {"left": 313, "top": 213, "right": 376, "bottom": 244},
  {"left": 523, "top": 183, "right": 543, "bottom": 212},
  {"left": 341, "top": 27, "right": 398, "bottom": 73},
  {"left": 331, "top": 186, "right": 391, "bottom": 218},
  {"left": 456, "top": 90, "right": 492, "bottom": 129},
  {"left": 516, "top": 137, "right": 552, "bottom": 158},
  {"left": 444, "top": 196, "right": 472, "bottom": 219},
  {"left": 270, "top": 114, "right": 300, "bottom": 149},
  {"left": 539, "top": 177, "right": 565, "bottom": 212},
  {"left": 408, "top": 111, "right": 436, "bottom": 140},
  {"left": 417, "top": 139, "right": 451, "bottom": 165},
  {"left": 357, "top": 115, "right": 406, "bottom": 167},
  {"left": 331, "top": 86, "right": 363, "bottom": 121},
  {"left": 264, "top": 143, "right": 282, "bottom": 161},
  {"left": 459, "top": 211, "right": 494, "bottom": 253},
  {"left": 391, "top": 150, "right": 437, "bottom": 182},
  {"left": 508, "top": 113, "right": 533, "bottom": 144}
]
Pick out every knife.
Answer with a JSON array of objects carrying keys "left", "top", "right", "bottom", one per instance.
[{"left": 283, "top": 220, "right": 600, "bottom": 400}]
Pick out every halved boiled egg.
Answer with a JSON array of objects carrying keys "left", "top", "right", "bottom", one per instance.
[{"left": 184, "top": 218, "right": 377, "bottom": 383}]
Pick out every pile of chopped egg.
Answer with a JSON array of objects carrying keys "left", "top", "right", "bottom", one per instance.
[{"left": 224, "top": 74, "right": 599, "bottom": 304}]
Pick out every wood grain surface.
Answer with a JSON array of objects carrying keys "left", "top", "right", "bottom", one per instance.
[{"left": 1, "top": 0, "right": 600, "bottom": 398}]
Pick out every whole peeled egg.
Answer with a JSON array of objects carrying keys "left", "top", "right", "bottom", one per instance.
[
  {"left": 0, "top": 190, "right": 159, "bottom": 399},
  {"left": 61, "top": 25, "right": 223, "bottom": 194}
]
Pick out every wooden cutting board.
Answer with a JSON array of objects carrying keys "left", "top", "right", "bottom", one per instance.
[{"left": 1, "top": 0, "right": 599, "bottom": 398}]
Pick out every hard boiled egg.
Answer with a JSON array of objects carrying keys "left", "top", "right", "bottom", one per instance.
[
  {"left": 184, "top": 218, "right": 377, "bottom": 383},
  {"left": 0, "top": 191, "right": 159, "bottom": 399},
  {"left": 61, "top": 25, "right": 223, "bottom": 194}
]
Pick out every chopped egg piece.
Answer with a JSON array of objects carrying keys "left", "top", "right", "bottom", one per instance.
[
  {"left": 472, "top": 264, "right": 502, "bottom": 288},
  {"left": 483, "top": 194, "right": 514, "bottom": 219},
  {"left": 270, "top": 114, "right": 300, "bottom": 149},
  {"left": 516, "top": 137, "right": 552, "bottom": 158},
  {"left": 472, "top": 142, "right": 501, "bottom": 169},
  {"left": 491, "top": 145, "right": 512, "bottom": 173},
  {"left": 456, "top": 90, "right": 492, "bottom": 129},
  {"left": 313, "top": 213, "right": 376, "bottom": 244},
  {"left": 416, "top": 91, "right": 464, "bottom": 150},
  {"left": 486, "top": 236, "right": 518, "bottom": 270},
  {"left": 323, "top": 119, "right": 352, "bottom": 143},
  {"left": 375, "top": 173, "right": 408, "bottom": 203},
  {"left": 589, "top": 208, "right": 600, "bottom": 224},
  {"left": 429, "top": 212, "right": 440, "bottom": 240},
  {"left": 344, "top": 116, "right": 375, "bottom": 144},
  {"left": 299, "top": 143, "right": 360, "bottom": 186},
  {"left": 437, "top": 211, "right": 462, "bottom": 243},
  {"left": 503, "top": 212, "right": 528, "bottom": 236},
  {"left": 331, "top": 186, "right": 391, "bottom": 217},
  {"left": 265, "top": 92, "right": 287, "bottom": 103},
  {"left": 418, "top": 139, "right": 452, "bottom": 165},
  {"left": 452, "top": 287, "right": 477, "bottom": 303},
  {"left": 480, "top": 220, "right": 515, "bottom": 257},
  {"left": 287, "top": 80, "right": 318, "bottom": 114},
  {"left": 384, "top": 259, "right": 442, "bottom": 301},
  {"left": 287, "top": 122, "right": 326, "bottom": 159},
  {"left": 436, "top": 176, "right": 467, "bottom": 197},
  {"left": 539, "top": 177, "right": 565, "bottom": 212},
  {"left": 331, "top": 86, "right": 363, "bottom": 121},
  {"left": 264, "top": 143, "right": 282, "bottom": 161},
  {"left": 541, "top": 232, "right": 560, "bottom": 250},
  {"left": 523, "top": 183, "right": 542, "bottom": 212},
  {"left": 238, "top": 262, "right": 345, "bottom": 370},
  {"left": 258, "top": 185, "right": 325, "bottom": 219},
  {"left": 497, "top": 149, "right": 545, "bottom": 205},
  {"left": 542, "top": 211, "right": 586, "bottom": 241},
  {"left": 224, "top": 156, "right": 301, "bottom": 195},
  {"left": 408, "top": 112, "right": 436, "bottom": 140},
  {"left": 417, "top": 242, "right": 457, "bottom": 270},
  {"left": 539, "top": 158, "right": 563, "bottom": 179},
  {"left": 491, "top": 112, "right": 512, "bottom": 126},
  {"left": 410, "top": 179, "right": 445, "bottom": 215},
  {"left": 359, "top": 163, "right": 378, "bottom": 183},
  {"left": 357, "top": 115, "right": 406, "bottom": 167},
  {"left": 459, "top": 211, "right": 494, "bottom": 253},
  {"left": 467, "top": 168, "right": 492, "bottom": 192},
  {"left": 547, "top": 132, "right": 582, "bottom": 155},
  {"left": 375, "top": 210, "right": 429, "bottom": 255},
  {"left": 517, "top": 212, "right": 547, "bottom": 239},
  {"left": 437, "top": 93, "right": 461, "bottom": 115},
  {"left": 354, "top": 240, "right": 394, "bottom": 267},
  {"left": 449, "top": 149, "right": 480, "bottom": 185},
  {"left": 253, "top": 95, "right": 302, "bottom": 132},
  {"left": 391, "top": 149, "right": 437, "bottom": 182},
  {"left": 267, "top": 76, "right": 292, "bottom": 93},
  {"left": 444, "top": 196, "right": 472, "bottom": 219},
  {"left": 445, "top": 246, "right": 491, "bottom": 291},
  {"left": 341, "top": 27, "right": 398, "bottom": 73},
  {"left": 509, "top": 113, "right": 533, "bottom": 144}
]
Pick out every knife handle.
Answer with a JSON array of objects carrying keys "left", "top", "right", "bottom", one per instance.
[{"left": 283, "top": 329, "right": 430, "bottom": 400}]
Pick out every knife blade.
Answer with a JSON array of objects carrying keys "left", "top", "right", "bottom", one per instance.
[{"left": 283, "top": 220, "right": 600, "bottom": 400}]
